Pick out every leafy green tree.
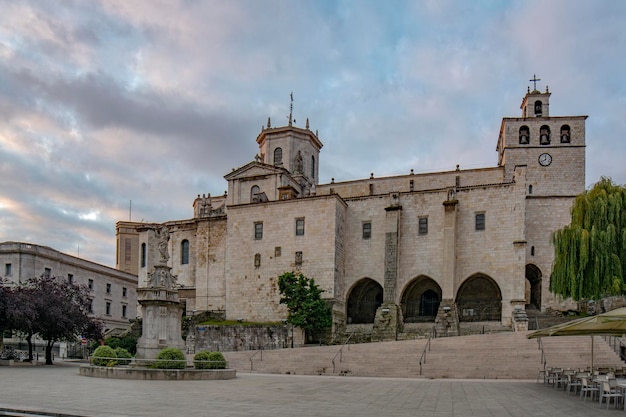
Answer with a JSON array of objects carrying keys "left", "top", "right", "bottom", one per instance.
[
  {"left": 551, "top": 177, "right": 626, "bottom": 300},
  {"left": 278, "top": 272, "right": 332, "bottom": 343}
]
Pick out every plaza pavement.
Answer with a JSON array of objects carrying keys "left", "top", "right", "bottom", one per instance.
[{"left": 0, "top": 361, "right": 623, "bottom": 417}]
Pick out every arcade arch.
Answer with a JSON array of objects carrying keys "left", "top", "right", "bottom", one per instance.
[
  {"left": 456, "top": 274, "right": 502, "bottom": 321},
  {"left": 346, "top": 278, "right": 383, "bottom": 324},
  {"left": 401, "top": 276, "right": 442, "bottom": 322}
]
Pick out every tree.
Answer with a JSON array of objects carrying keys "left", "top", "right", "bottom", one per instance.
[
  {"left": 551, "top": 177, "right": 626, "bottom": 300},
  {"left": 5, "top": 284, "right": 38, "bottom": 361},
  {"left": 0, "top": 280, "right": 12, "bottom": 350},
  {"left": 26, "top": 276, "right": 103, "bottom": 364},
  {"left": 278, "top": 272, "right": 332, "bottom": 343}
]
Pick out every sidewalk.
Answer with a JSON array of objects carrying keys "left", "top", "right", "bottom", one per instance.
[{"left": 0, "top": 361, "right": 623, "bottom": 417}]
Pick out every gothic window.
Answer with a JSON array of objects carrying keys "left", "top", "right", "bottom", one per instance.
[
  {"left": 531, "top": 246, "right": 535, "bottom": 256},
  {"left": 409, "top": 180, "right": 414, "bottom": 191},
  {"left": 362, "top": 222, "right": 371, "bottom": 239},
  {"left": 122, "top": 287, "right": 127, "bottom": 297},
  {"left": 251, "top": 185, "right": 260, "bottom": 202},
  {"left": 88, "top": 279, "right": 94, "bottom": 290},
  {"left": 475, "top": 212, "right": 485, "bottom": 231},
  {"left": 519, "top": 126, "right": 530, "bottom": 144},
  {"left": 141, "top": 243, "right": 146, "bottom": 268},
  {"left": 311, "top": 155, "right": 315, "bottom": 178},
  {"left": 539, "top": 125, "right": 551, "bottom": 145},
  {"left": 560, "top": 125, "right": 571, "bottom": 143},
  {"left": 274, "top": 147, "right": 283, "bottom": 165},
  {"left": 181, "top": 239, "right": 189, "bottom": 265},
  {"left": 418, "top": 217, "right": 428, "bottom": 235},
  {"left": 254, "top": 253, "right": 261, "bottom": 268},
  {"left": 534, "top": 100, "right": 542, "bottom": 116},
  {"left": 529, "top": 185, "right": 533, "bottom": 194},
  {"left": 254, "top": 222, "right": 263, "bottom": 240},
  {"left": 295, "top": 218, "right": 305, "bottom": 236}
]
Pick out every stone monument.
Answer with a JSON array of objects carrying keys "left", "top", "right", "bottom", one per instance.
[{"left": 136, "top": 225, "right": 186, "bottom": 360}]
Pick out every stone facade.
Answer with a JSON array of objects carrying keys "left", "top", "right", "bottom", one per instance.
[
  {"left": 1, "top": 241, "right": 138, "bottom": 335},
  {"left": 116, "top": 85, "right": 586, "bottom": 341}
]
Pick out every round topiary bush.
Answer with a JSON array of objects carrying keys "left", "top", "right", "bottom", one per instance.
[
  {"left": 154, "top": 347, "right": 186, "bottom": 369},
  {"left": 207, "top": 351, "right": 227, "bottom": 369},
  {"left": 114, "top": 347, "right": 133, "bottom": 365},
  {"left": 92, "top": 345, "right": 117, "bottom": 367},
  {"left": 193, "top": 350, "right": 212, "bottom": 369}
]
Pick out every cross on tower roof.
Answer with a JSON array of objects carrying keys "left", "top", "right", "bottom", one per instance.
[{"left": 529, "top": 74, "right": 541, "bottom": 91}]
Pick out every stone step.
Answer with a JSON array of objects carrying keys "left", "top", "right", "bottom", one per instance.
[{"left": 221, "top": 332, "right": 625, "bottom": 379}]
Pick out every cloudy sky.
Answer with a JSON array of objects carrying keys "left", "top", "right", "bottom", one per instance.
[{"left": 1, "top": 0, "right": 625, "bottom": 268}]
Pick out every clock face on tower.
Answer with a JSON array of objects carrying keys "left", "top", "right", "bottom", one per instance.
[{"left": 538, "top": 153, "right": 552, "bottom": 166}]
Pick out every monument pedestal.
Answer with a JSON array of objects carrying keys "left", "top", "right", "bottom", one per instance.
[{"left": 136, "top": 264, "right": 185, "bottom": 360}]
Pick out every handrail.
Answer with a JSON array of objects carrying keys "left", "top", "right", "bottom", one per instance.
[
  {"left": 249, "top": 341, "right": 275, "bottom": 371},
  {"left": 331, "top": 332, "right": 355, "bottom": 373},
  {"left": 419, "top": 326, "right": 436, "bottom": 376},
  {"left": 537, "top": 337, "right": 547, "bottom": 370}
]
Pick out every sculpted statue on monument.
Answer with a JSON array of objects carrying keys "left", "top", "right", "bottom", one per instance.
[{"left": 156, "top": 225, "right": 170, "bottom": 263}]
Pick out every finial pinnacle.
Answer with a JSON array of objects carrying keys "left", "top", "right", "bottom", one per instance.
[{"left": 288, "top": 92, "right": 293, "bottom": 127}]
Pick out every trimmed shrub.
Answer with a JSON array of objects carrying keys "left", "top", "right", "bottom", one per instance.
[
  {"left": 193, "top": 350, "right": 212, "bottom": 369},
  {"left": 92, "top": 345, "right": 117, "bottom": 367},
  {"left": 154, "top": 347, "right": 186, "bottom": 369},
  {"left": 207, "top": 351, "right": 227, "bottom": 369},
  {"left": 114, "top": 347, "right": 133, "bottom": 365}
]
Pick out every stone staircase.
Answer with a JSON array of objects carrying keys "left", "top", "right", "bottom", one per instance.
[{"left": 222, "top": 331, "right": 625, "bottom": 379}]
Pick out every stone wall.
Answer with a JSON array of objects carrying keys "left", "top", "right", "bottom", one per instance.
[{"left": 192, "top": 325, "right": 291, "bottom": 352}]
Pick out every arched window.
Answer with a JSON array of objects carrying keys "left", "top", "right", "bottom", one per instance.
[
  {"left": 539, "top": 125, "right": 551, "bottom": 145},
  {"left": 560, "top": 125, "right": 571, "bottom": 143},
  {"left": 534, "top": 100, "right": 542, "bottom": 116},
  {"left": 274, "top": 147, "right": 283, "bottom": 165},
  {"left": 181, "top": 240, "right": 189, "bottom": 265},
  {"left": 519, "top": 126, "right": 529, "bottom": 144},
  {"left": 140, "top": 243, "right": 146, "bottom": 268},
  {"left": 311, "top": 155, "right": 315, "bottom": 179},
  {"left": 251, "top": 185, "right": 260, "bottom": 202}
]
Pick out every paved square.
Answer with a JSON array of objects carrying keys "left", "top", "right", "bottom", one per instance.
[{"left": 0, "top": 362, "right": 624, "bottom": 416}]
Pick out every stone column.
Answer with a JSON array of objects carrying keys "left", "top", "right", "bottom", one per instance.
[{"left": 372, "top": 194, "right": 403, "bottom": 342}]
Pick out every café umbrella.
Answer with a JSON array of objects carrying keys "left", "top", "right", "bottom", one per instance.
[{"left": 527, "top": 307, "right": 626, "bottom": 369}]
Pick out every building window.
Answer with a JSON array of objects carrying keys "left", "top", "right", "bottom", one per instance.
[
  {"left": 311, "top": 155, "right": 315, "bottom": 178},
  {"left": 44, "top": 268, "right": 51, "bottom": 278},
  {"left": 141, "top": 243, "right": 146, "bottom": 268},
  {"left": 181, "top": 239, "right": 190, "bottom": 265},
  {"left": 251, "top": 185, "right": 260, "bottom": 203},
  {"left": 122, "top": 287, "right": 127, "bottom": 297},
  {"left": 274, "top": 147, "right": 283, "bottom": 165},
  {"left": 418, "top": 217, "right": 428, "bottom": 235},
  {"left": 531, "top": 246, "right": 535, "bottom": 256},
  {"left": 529, "top": 185, "right": 533, "bottom": 194},
  {"left": 295, "top": 251, "right": 303, "bottom": 267},
  {"left": 88, "top": 279, "right": 94, "bottom": 290},
  {"left": 295, "top": 218, "right": 305, "bottom": 236},
  {"left": 519, "top": 126, "right": 529, "bottom": 144},
  {"left": 124, "top": 238, "right": 132, "bottom": 265},
  {"left": 89, "top": 300, "right": 94, "bottom": 314},
  {"left": 254, "top": 253, "right": 261, "bottom": 268},
  {"left": 254, "top": 222, "right": 263, "bottom": 240},
  {"left": 560, "top": 125, "right": 571, "bottom": 143},
  {"left": 106, "top": 302, "right": 111, "bottom": 315},
  {"left": 106, "top": 283, "right": 111, "bottom": 294},
  {"left": 540, "top": 125, "right": 551, "bottom": 145},
  {"left": 534, "top": 100, "right": 542, "bottom": 116},
  {"left": 68, "top": 274, "right": 74, "bottom": 285},
  {"left": 5, "top": 263, "right": 11, "bottom": 276},
  {"left": 275, "top": 247, "right": 281, "bottom": 257},
  {"left": 475, "top": 213, "right": 486, "bottom": 231},
  {"left": 122, "top": 305, "right": 127, "bottom": 318},
  {"left": 362, "top": 222, "right": 372, "bottom": 239},
  {"left": 409, "top": 180, "right": 414, "bottom": 191}
]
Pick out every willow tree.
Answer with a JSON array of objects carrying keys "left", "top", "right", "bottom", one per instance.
[{"left": 551, "top": 177, "right": 626, "bottom": 300}]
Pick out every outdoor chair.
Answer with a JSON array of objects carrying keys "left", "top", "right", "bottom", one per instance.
[
  {"left": 566, "top": 373, "right": 582, "bottom": 395},
  {"left": 580, "top": 376, "right": 599, "bottom": 402},
  {"left": 599, "top": 379, "right": 622, "bottom": 408}
]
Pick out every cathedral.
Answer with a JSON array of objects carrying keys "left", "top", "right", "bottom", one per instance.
[{"left": 116, "top": 82, "right": 586, "bottom": 340}]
